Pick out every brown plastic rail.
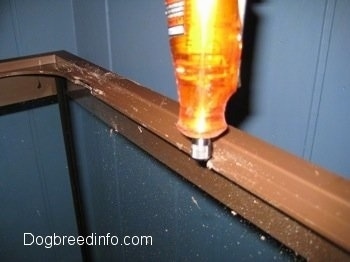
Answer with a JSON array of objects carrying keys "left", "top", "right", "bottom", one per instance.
[{"left": 1, "top": 51, "right": 349, "bottom": 261}]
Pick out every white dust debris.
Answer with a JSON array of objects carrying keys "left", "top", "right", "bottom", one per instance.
[
  {"left": 206, "top": 160, "right": 214, "bottom": 170},
  {"left": 191, "top": 196, "right": 201, "bottom": 209}
]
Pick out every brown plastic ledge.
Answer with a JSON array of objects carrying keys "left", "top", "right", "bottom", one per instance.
[{"left": 1, "top": 51, "right": 349, "bottom": 261}]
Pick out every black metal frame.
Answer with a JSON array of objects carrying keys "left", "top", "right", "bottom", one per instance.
[{"left": 56, "top": 77, "right": 92, "bottom": 261}]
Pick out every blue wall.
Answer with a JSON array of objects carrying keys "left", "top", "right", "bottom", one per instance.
[{"left": 0, "top": 0, "right": 77, "bottom": 58}]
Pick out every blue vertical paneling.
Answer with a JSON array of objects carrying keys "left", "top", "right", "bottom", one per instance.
[
  {"left": 309, "top": 0, "right": 350, "bottom": 176},
  {"left": 238, "top": 1, "right": 328, "bottom": 157},
  {"left": 68, "top": 0, "right": 186, "bottom": 113},
  {"left": 107, "top": 0, "right": 177, "bottom": 98},
  {"left": 302, "top": 0, "right": 338, "bottom": 161},
  {"left": 72, "top": 0, "right": 111, "bottom": 69},
  {"left": 0, "top": 0, "right": 20, "bottom": 58},
  {"left": 0, "top": 104, "right": 81, "bottom": 261},
  {"left": 3, "top": 0, "right": 77, "bottom": 57}
]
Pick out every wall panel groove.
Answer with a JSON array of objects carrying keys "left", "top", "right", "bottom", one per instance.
[
  {"left": 303, "top": 0, "right": 337, "bottom": 161},
  {"left": 8, "top": 0, "right": 21, "bottom": 56}
]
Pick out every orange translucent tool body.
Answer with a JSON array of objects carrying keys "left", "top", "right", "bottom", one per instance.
[{"left": 166, "top": 0, "right": 242, "bottom": 139}]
